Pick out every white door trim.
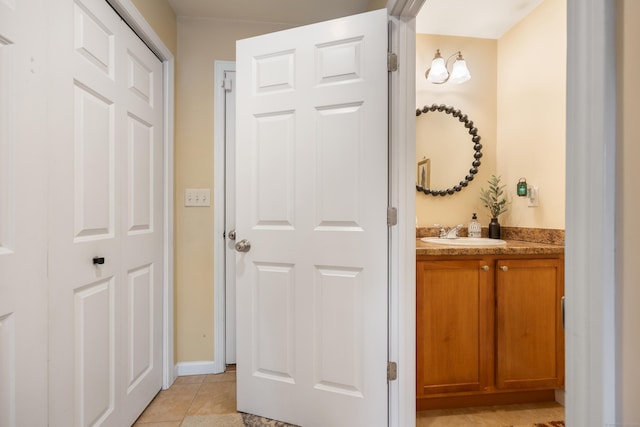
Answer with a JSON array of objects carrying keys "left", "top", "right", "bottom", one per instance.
[
  {"left": 565, "top": 0, "right": 617, "bottom": 425},
  {"left": 387, "top": 12, "right": 419, "bottom": 427},
  {"left": 105, "top": 0, "right": 176, "bottom": 389},
  {"left": 213, "top": 60, "right": 236, "bottom": 374}
]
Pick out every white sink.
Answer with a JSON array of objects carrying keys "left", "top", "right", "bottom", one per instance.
[{"left": 421, "top": 237, "right": 507, "bottom": 246}]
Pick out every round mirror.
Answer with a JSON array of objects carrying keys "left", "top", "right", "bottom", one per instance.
[{"left": 415, "top": 104, "right": 482, "bottom": 196}]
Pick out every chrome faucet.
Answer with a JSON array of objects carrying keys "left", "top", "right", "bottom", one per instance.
[{"left": 434, "top": 223, "right": 463, "bottom": 239}]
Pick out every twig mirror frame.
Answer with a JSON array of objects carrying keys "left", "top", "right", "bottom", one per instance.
[{"left": 415, "top": 104, "right": 483, "bottom": 196}]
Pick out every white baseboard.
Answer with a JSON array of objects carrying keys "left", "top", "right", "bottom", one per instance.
[
  {"left": 555, "top": 389, "right": 565, "bottom": 406},
  {"left": 175, "top": 360, "right": 225, "bottom": 377}
]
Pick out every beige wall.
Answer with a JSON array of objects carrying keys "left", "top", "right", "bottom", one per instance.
[
  {"left": 368, "top": 0, "right": 388, "bottom": 10},
  {"left": 415, "top": 35, "right": 497, "bottom": 227},
  {"left": 416, "top": 0, "right": 566, "bottom": 230},
  {"left": 130, "top": 0, "right": 177, "bottom": 55},
  {"left": 618, "top": 0, "right": 640, "bottom": 423},
  {"left": 175, "top": 17, "right": 294, "bottom": 362},
  {"left": 497, "top": 0, "right": 566, "bottom": 229}
]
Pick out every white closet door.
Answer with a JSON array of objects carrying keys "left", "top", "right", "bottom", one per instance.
[
  {"left": 47, "top": 0, "right": 164, "bottom": 425},
  {"left": 0, "top": 0, "right": 49, "bottom": 425}
]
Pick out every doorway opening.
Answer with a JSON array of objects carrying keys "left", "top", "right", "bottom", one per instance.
[{"left": 413, "top": 0, "right": 566, "bottom": 424}]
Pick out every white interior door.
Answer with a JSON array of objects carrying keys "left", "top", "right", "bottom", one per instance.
[
  {"left": 47, "top": 0, "right": 164, "bottom": 425},
  {"left": 224, "top": 69, "right": 237, "bottom": 365},
  {"left": 0, "top": 1, "right": 49, "bottom": 426},
  {"left": 235, "top": 9, "right": 389, "bottom": 427}
]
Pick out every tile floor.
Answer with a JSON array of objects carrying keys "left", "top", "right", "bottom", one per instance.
[
  {"left": 416, "top": 402, "right": 564, "bottom": 426},
  {"left": 134, "top": 370, "right": 565, "bottom": 427},
  {"left": 134, "top": 371, "right": 237, "bottom": 426}
]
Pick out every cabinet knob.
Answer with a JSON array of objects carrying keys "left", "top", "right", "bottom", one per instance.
[
  {"left": 481, "top": 265, "right": 490, "bottom": 271},
  {"left": 500, "top": 265, "right": 509, "bottom": 272}
]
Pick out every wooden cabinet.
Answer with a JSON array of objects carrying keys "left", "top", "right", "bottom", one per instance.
[
  {"left": 416, "top": 259, "right": 493, "bottom": 395},
  {"left": 416, "top": 254, "right": 564, "bottom": 410},
  {"left": 495, "top": 258, "right": 565, "bottom": 390}
]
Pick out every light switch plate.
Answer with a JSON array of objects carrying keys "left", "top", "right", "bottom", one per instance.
[{"left": 185, "top": 188, "right": 211, "bottom": 207}]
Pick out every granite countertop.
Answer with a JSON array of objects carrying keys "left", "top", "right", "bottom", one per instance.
[{"left": 416, "top": 238, "right": 564, "bottom": 256}]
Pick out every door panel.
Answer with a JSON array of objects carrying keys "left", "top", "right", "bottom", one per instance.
[
  {"left": 127, "top": 115, "right": 153, "bottom": 233},
  {"left": 73, "top": 82, "right": 115, "bottom": 239},
  {"left": 127, "top": 264, "right": 154, "bottom": 389},
  {"left": 75, "top": 278, "right": 116, "bottom": 427},
  {"left": 236, "top": 9, "right": 388, "bottom": 427},
  {"left": 73, "top": 1, "right": 114, "bottom": 78},
  {"left": 314, "top": 266, "right": 364, "bottom": 397},
  {"left": 316, "top": 105, "right": 364, "bottom": 228},
  {"left": 253, "top": 112, "right": 295, "bottom": 228},
  {"left": 253, "top": 262, "right": 295, "bottom": 382}
]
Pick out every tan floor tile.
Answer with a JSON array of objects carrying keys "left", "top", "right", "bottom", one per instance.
[
  {"left": 186, "top": 380, "right": 237, "bottom": 415},
  {"left": 173, "top": 374, "right": 207, "bottom": 385},
  {"left": 204, "top": 371, "right": 236, "bottom": 383},
  {"left": 417, "top": 402, "right": 564, "bottom": 427},
  {"left": 417, "top": 412, "right": 480, "bottom": 426},
  {"left": 136, "top": 383, "right": 201, "bottom": 423},
  {"left": 132, "top": 422, "right": 182, "bottom": 427}
]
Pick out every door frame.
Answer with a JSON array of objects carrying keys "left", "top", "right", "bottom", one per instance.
[
  {"left": 212, "top": 60, "right": 236, "bottom": 373},
  {"left": 106, "top": 0, "right": 618, "bottom": 422},
  {"left": 105, "top": 0, "right": 176, "bottom": 389}
]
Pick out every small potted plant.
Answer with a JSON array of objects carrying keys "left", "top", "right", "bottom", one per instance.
[{"left": 479, "top": 175, "right": 510, "bottom": 239}]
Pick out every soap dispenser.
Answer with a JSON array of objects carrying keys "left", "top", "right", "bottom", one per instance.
[{"left": 468, "top": 213, "right": 481, "bottom": 238}]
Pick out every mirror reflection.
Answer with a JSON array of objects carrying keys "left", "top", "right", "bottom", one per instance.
[{"left": 415, "top": 104, "right": 482, "bottom": 196}]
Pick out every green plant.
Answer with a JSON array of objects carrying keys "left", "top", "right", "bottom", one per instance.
[{"left": 479, "top": 175, "right": 510, "bottom": 218}]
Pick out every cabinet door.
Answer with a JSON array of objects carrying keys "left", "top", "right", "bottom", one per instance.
[
  {"left": 416, "top": 259, "right": 493, "bottom": 395},
  {"left": 495, "top": 258, "right": 564, "bottom": 389}
]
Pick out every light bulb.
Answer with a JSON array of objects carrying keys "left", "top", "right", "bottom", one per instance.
[
  {"left": 449, "top": 55, "right": 471, "bottom": 84},
  {"left": 426, "top": 50, "right": 448, "bottom": 83}
]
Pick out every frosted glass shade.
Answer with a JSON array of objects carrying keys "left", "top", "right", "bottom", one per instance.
[
  {"left": 426, "top": 57, "right": 448, "bottom": 83},
  {"left": 449, "top": 58, "right": 471, "bottom": 84}
]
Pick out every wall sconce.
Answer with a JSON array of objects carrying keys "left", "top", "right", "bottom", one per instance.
[{"left": 425, "top": 49, "right": 471, "bottom": 84}]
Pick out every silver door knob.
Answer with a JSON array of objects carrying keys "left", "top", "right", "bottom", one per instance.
[
  {"left": 481, "top": 265, "right": 490, "bottom": 271},
  {"left": 500, "top": 265, "right": 509, "bottom": 272},
  {"left": 228, "top": 230, "right": 236, "bottom": 240},
  {"left": 235, "top": 239, "right": 251, "bottom": 253}
]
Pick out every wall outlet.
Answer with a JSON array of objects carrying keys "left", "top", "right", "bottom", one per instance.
[{"left": 185, "top": 188, "right": 211, "bottom": 207}]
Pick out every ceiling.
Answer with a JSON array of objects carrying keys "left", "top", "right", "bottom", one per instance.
[
  {"left": 417, "top": 0, "right": 543, "bottom": 39},
  {"left": 166, "top": 0, "right": 543, "bottom": 40},
  {"left": 165, "top": 0, "right": 370, "bottom": 26}
]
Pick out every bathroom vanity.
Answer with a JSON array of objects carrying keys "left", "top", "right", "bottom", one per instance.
[{"left": 416, "top": 239, "right": 564, "bottom": 410}]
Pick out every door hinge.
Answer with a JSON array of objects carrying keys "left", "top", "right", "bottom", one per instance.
[
  {"left": 387, "top": 52, "right": 398, "bottom": 72},
  {"left": 387, "top": 361, "right": 398, "bottom": 381},
  {"left": 387, "top": 207, "right": 398, "bottom": 226},
  {"left": 223, "top": 77, "right": 232, "bottom": 91}
]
